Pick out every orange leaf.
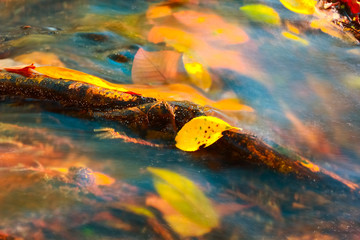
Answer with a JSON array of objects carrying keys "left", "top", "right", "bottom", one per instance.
[
  {"left": 93, "top": 172, "right": 116, "bottom": 186},
  {"left": 148, "top": 26, "right": 196, "bottom": 52},
  {"left": 121, "top": 83, "right": 253, "bottom": 112},
  {"left": 14, "top": 51, "right": 65, "bottom": 67},
  {"left": 131, "top": 48, "right": 182, "bottom": 84},
  {"left": 146, "top": 5, "right": 172, "bottom": 19},
  {"left": 215, "top": 202, "right": 252, "bottom": 216},
  {"left": 199, "top": 47, "right": 263, "bottom": 81},
  {"left": 285, "top": 111, "right": 332, "bottom": 154},
  {"left": 147, "top": 26, "right": 262, "bottom": 81},
  {"left": 211, "top": 98, "right": 254, "bottom": 112},
  {"left": 173, "top": 10, "right": 249, "bottom": 45}
]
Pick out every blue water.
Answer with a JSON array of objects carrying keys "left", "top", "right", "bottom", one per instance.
[{"left": 1, "top": 0, "right": 360, "bottom": 239}]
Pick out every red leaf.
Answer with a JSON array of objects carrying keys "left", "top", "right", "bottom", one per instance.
[{"left": 4, "top": 63, "right": 36, "bottom": 77}]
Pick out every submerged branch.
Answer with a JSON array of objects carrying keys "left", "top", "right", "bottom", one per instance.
[{"left": 0, "top": 71, "right": 357, "bottom": 192}]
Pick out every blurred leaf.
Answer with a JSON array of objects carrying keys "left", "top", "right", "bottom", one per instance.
[
  {"left": 175, "top": 116, "right": 240, "bottom": 151},
  {"left": 172, "top": 10, "right": 249, "bottom": 45},
  {"left": 146, "top": 195, "right": 212, "bottom": 237},
  {"left": 14, "top": 51, "right": 65, "bottom": 67},
  {"left": 148, "top": 26, "right": 196, "bottom": 53},
  {"left": 279, "top": 0, "right": 316, "bottom": 14},
  {"left": 0, "top": 58, "right": 21, "bottom": 68},
  {"left": 211, "top": 98, "right": 254, "bottom": 112},
  {"left": 293, "top": 190, "right": 330, "bottom": 208},
  {"left": 183, "top": 53, "right": 212, "bottom": 91},
  {"left": 281, "top": 31, "right": 309, "bottom": 45},
  {"left": 285, "top": 22, "right": 300, "bottom": 34},
  {"left": 10, "top": 34, "right": 56, "bottom": 48},
  {"left": 347, "top": 1, "right": 360, "bottom": 15},
  {"left": 285, "top": 111, "right": 333, "bottom": 155},
  {"left": 93, "top": 172, "right": 116, "bottom": 186},
  {"left": 0, "top": 122, "right": 76, "bottom": 168},
  {"left": 122, "top": 83, "right": 253, "bottom": 112},
  {"left": 229, "top": 189, "right": 283, "bottom": 220},
  {"left": 146, "top": 5, "right": 172, "bottom": 19},
  {"left": 310, "top": 19, "right": 358, "bottom": 43},
  {"left": 77, "top": 13, "right": 146, "bottom": 44},
  {"left": 240, "top": 4, "right": 281, "bottom": 25},
  {"left": 287, "top": 233, "right": 338, "bottom": 240},
  {"left": 94, "top": 128, "right": 163, "bottom": 147},
  {"left": 147, "top": 168, "right": 219, "bottom": 236},
  {"left": 149, "top": 26, "right": 256, "bottom": 80},
  {"left": 147, "top": 24, "right": 263, "bottom": 81},
  {"left": 344, "top": 74, "right": 360, "bottom": 88},
  {"left": 165, "top": 213, "right": 211, "bottom": 237},
  {"left": 131, "top": 48, "right": 182, "bottom": 84},
  {"left": 215, "top": 202, "right": 252, "bottom": 216},
  {"left": 122, "top": 204, "right": 155, "bottom": 218}
]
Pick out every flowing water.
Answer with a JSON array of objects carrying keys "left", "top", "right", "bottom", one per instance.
[{"left": 1, "top": 0, "right": 360, "bottom": 239}]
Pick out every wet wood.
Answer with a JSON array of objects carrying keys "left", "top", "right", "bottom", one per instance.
[{"left": 0, "top": 72, "right": 156, "bottom": 111}]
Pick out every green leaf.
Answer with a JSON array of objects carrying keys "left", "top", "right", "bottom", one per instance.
[
  {"left": 240, "top": 4, "right": 281, "bottom": 25},
  {"left": 148, "top": 167, "right": 219, "bottom": 229}
]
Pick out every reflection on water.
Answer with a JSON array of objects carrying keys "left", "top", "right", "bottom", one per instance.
[{"left": 1, "top": 0, "right": 360, "bottom": 239}]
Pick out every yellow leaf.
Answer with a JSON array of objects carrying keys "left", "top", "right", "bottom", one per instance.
[
  {"left": 282, "top": 31, "right": 309, "bottom": 45},
  {"left": 299, "top": 159, "right": 320, "bottom": 172},
  {"left": 146, "top": 195, "right": 211, "bottom": 237},
  {"left": 183, "top": 54, "right": 212, "bottom": 91},
  {"left": 10, "top": 34, "right": 56, "bottom": 48},
  {"left": 279, "top": 0, "right": 317, "bottom": 15},
  {"left": 240, "top": 4, "right": 281, "bottom": 25},
  {"left": 147, "top": 167, "right": 219, "bottom": 232},
  {"left": 165, "top": 214, "right": 212, "bottom": 237},
  {"left": 344, "top": 74, "right": 360, "bottom": 88},
  {"left": 285, "top": 22, "right": 300, "bottom": 34},
  {"left": 50, "top": 167, "right": 69, "bottom": 174},
  {"left": 34, "top": 66, "right": 130, "bottom": 92},
  {"left": 175, "top": 116, "right": 240, "bottom": 151},
  {"left": 122, "top": 204, "right": 155, "bottom": 218}
]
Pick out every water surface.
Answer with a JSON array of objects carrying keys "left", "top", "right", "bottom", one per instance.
[{"left": 1, "top": 0, "right": 360, "bottom": 239}]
